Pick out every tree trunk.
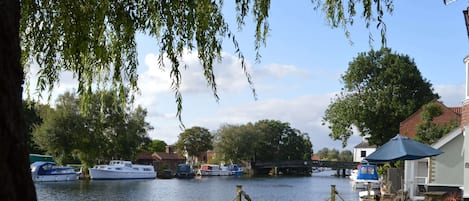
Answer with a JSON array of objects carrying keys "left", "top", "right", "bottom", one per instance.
[{"left": 0, "top": 0, "right": 37, "bottom": 200}]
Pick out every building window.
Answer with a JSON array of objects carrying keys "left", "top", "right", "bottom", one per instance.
[{"left": 360, "top": 150, "right": 366, "bottom": 157}]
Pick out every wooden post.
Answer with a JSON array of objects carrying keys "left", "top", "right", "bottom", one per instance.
[
  {"left": 331, "top": 185, "right": 336, "bottom": 201},
  {"left": 236, "top": 185, "right": 242, "bottom": 201},
  {"left": 236, "top": 185, "right": 243, "bottom": 201}
]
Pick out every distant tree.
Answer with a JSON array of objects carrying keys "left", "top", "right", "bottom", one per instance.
[
  {"left": 322, "top": 48, "right": 439, "bottom": 147},
  {"left": 415, "top": 102, "right": 459, "bottom": 145},
  {"left": 33, "top": 91, "right": 152, "bottom": 167},
  {"left": 327, "top": 149, "right": 340, "bottom": 161},
  {"left": 315, "top": 148, "right": 351, "bottom": 161},
  {"left": 175, "top": 126, "right": 213, "bottom": 159},
  {"left": 316, "top": 148, "right": 329, "bottom": 160},
  {"left": 338, "top": 150, "right": 353, "bottom": 162},
  {"left": 22, "top": 101, "right": 43, "bottom": 154},
  {"left": 33, "top": 92, "right": 85, "bottom": 165},
  {"left": 214, "top": 120, "right": 312, "bottom": 162},
  {"left": 148, "top": 140, "right": 168, "bottom": 153},
  {"left": 213, "top": 124, "right": 258, "bottom": 163}
]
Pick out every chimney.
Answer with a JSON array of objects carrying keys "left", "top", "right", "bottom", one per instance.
[{"left": 165, "top": 146, "right": 171, "bottom": 154}]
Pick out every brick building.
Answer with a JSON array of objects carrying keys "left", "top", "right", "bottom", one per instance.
[{"left": 399, "top": 99, "right": 461, "bottom": 139}]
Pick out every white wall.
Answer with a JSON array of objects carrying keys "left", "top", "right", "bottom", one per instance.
[{"left": 353, "top": 147, "right": 376, "bottom": 162}]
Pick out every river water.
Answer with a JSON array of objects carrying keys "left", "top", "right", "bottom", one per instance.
[{"left": 35, "top": 170, "right": 360, "bottom": 201}]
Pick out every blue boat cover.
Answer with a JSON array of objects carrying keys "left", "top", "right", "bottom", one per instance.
[{"left": 356, "top": 164, "right": 379, "bottom": 180}]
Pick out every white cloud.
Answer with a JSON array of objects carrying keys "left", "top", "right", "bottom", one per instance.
[
  {"left": 24, "top": 64, "right": 78, "bottom": 105},
  {"left": 256, "top": 63, "right": 310, "bottom": 79},
  {"left": 434, "top": 84, "right": 464, "bottom": 106}
]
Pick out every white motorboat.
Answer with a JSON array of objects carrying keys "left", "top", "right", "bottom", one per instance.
[
  {"left": 89, "top": 160, "right": 156, "bottom": 180},
  {"left": 197, "top": 164, "right": 231, "bottom": 176},
  {"left": 31, "top": 161, "right": 79, "bottom": 182}
]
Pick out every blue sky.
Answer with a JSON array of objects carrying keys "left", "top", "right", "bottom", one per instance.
[{"left": 29, "top": 1, "right": 469, "bottom": 151}]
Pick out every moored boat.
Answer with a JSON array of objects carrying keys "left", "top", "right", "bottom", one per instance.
[
  {"left": 157, "top": 169, "right": 174, "bottom": 179},
  {"left": 351, "top": 163, "right": 381, "bottom": 190},
  {"left": 175, "top": 164, "right": 195, "bottom": 179},
  {"left": 31, "top": 161, "right": 79, "bottom": 182},
  {"left": 89, "top": 160, "right": 156, "bottom": 180},
  {"left": 227, "top": 164, "right": 243, "bottom": 176},
  {"left": 197, "top": 164, "right": 231, "bottom": 176}
]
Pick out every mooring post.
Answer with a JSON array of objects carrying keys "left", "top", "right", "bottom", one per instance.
[
  {"left": 236, "top": 185, "right": 242, "bottom": 201},
  {"left": 331, "top": 185, "right": 336, "bottom": 201}
]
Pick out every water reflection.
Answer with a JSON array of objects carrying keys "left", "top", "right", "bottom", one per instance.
[{"left": 35, "top": 171, "right": 360, "bottom": 201}]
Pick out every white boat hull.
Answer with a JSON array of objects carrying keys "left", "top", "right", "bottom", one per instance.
[
  {"left": 90, "top": 168, "right": 156, "bottom": 180},
  {"left": 89, "top": 161, "right": 156, "bottom": 180},
  {"left": 198, "top": 169, "right": 231, "bottom": 176},
  {"left": 32, "top": 173, "right": 79, "bottom": 182},
  {"left": 353, "top": 180, "right": 381, "bottom": 189}
]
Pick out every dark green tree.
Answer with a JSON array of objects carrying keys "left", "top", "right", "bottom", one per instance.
[
  {"left": 3, "top": 0, "right": 394, "bottom": 199},
  {"left": 214, "top": 120, "right": 312, "bottom": 162},
  {"left": 33, "top": 92, "right": 85, "bottom": 165},
  {"left": 33, "top": 91, "right": 153, "bottom": 167},
  {"left": 322, "top": 48, "right": 439, "bottom": 147},
  {"left": 147, "top": 139, "right": 168, "bottom": 153},
  {"left": 175, "top": 126, "right": 213, "bottom": 159},
  {"left": 214, "top": 124, "right": 258, "bottom": 163},
  {"left": 22, "top": 101, "right": 43, "bottom": 154},
  {"left": 415, "top": 102, "right": 459, "bottom": 145}
]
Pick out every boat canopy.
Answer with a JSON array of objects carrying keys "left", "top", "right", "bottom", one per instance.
[
  {"left": 356, "top": 164, "right": 379, "bottom": 180},
  {"left": 177, "top": 164, "right": 192, "bottom": 172},
  {"left": 29, "top": 154, "right": 54, "bottom": 164},
  {"left": 31, "top": 161, "right": 74, "bottom": 175}
]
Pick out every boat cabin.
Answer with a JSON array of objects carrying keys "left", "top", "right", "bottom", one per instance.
[{"left": 356, "top": 164, "right": 379, "bottom": 181}]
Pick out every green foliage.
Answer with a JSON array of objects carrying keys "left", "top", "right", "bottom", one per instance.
[
  {"left": 317, "top": 0, "right": 393, "bottom": 45},
  {"left": 377, "top": 163, "right": 391, "bottom": 179},
  {"left": 315, "top": 147, "right": 352, "bottom": 161},
  {"left": 213, "top": 124, "right": 258, "bottom": 163},
  {"left": 214, "top": 120, "right": 313, "bottom": 162},
  {"left": 322, "top": 48, "right": 439, "bottom": 147},
  {"left": 20, "top": 0, "right": 394, "bottom": 124},
  {"left": 147, "top": 139, "right": 168, "bottom": 153},
  {"left": 415, "top": 102, "right": 459, "bottom": 145},
  {"left": 420, "top": 102, "right": 443, "bottom": 122},
  {"left": 22, "top": 101, "right": 44, "bottom": 154},
  {"left": 175, "top": 126, "right": 213, "bottom": 158},
  {"left": 32, "top": 91, "right": 153, "bottom": 167},
  {"left": 338, "top": 150, "right": 353, "bottom": 162}
]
